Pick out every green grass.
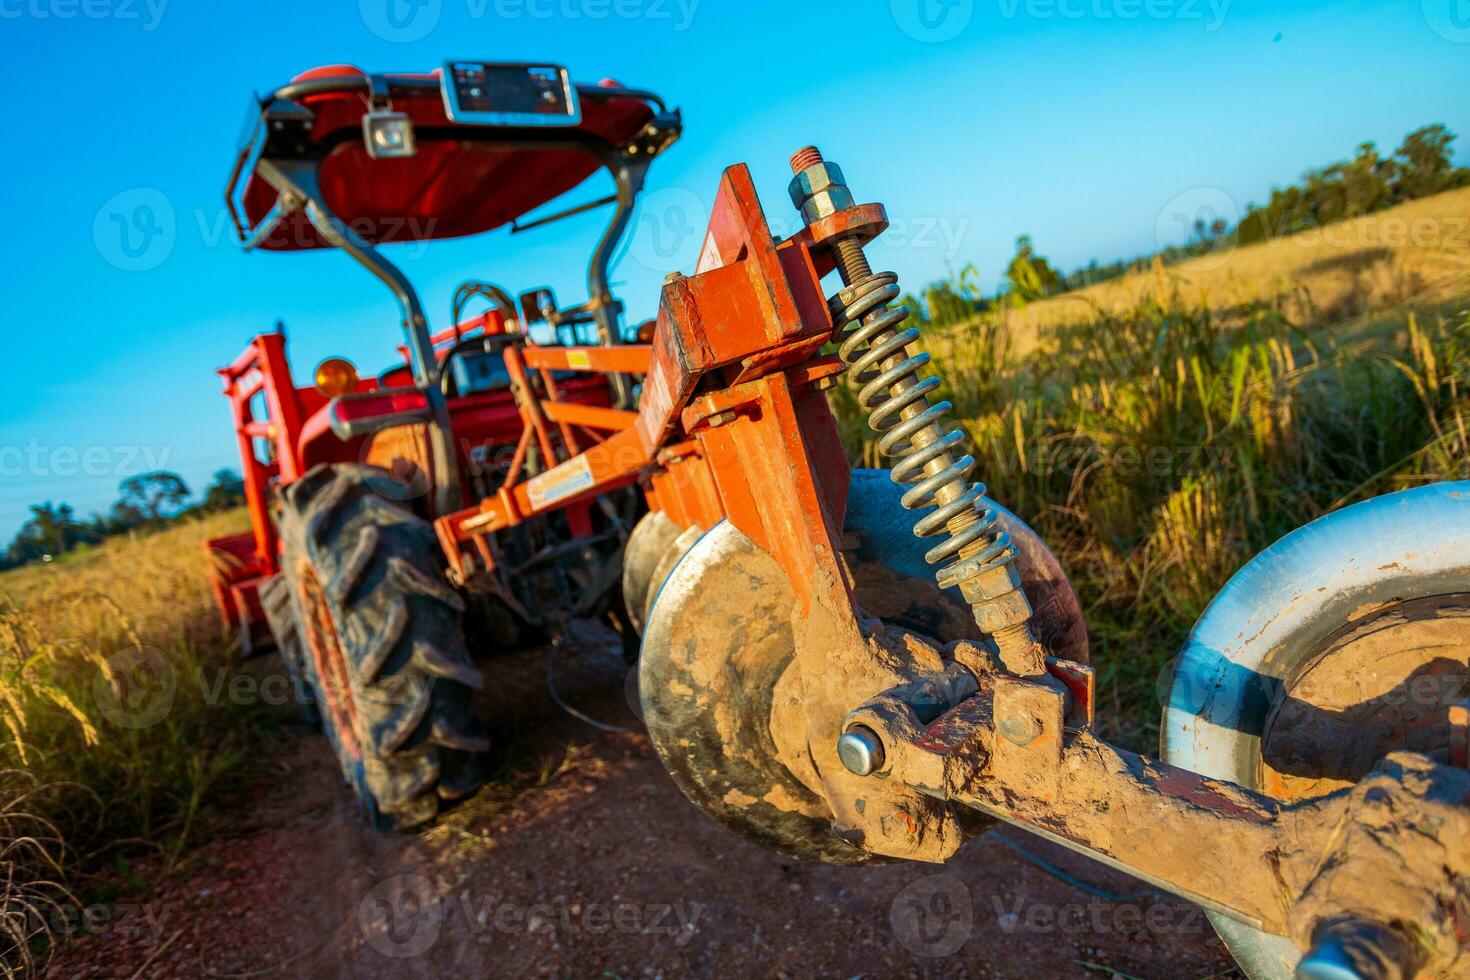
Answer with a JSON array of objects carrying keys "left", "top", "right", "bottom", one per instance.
[{"left": 834, "top": 288, "right": 1470, "bottom": 749}]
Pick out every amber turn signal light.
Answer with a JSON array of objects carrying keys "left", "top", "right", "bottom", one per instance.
[{"left": 314, "top": 357, "right": 360, "bottom": 398}]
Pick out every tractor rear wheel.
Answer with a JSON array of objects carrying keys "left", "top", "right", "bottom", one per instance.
[{"left": 278, "top": 463, "right": 488, "bottom": 830}]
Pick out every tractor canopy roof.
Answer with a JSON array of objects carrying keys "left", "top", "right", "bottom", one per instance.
[{"left": 228, "top": 64, "right": 673, "bottom": 251}]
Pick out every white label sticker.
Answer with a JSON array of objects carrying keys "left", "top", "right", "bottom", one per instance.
[
  {"left": 526, "top": 455, "right": 596, "bottom": 511},
  {"left": 695, "top": 231, "right": 722, "bottom": 274}
]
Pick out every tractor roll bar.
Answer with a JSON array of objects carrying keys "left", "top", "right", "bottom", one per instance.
[
  {"left": 225, "top": 73, "right": 680, "bottom": 413},
  {"left": 224, "top": 71, "right": 679, "bottom": 512}
]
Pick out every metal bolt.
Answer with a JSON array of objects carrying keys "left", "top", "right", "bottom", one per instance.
[
  {"left": 837, "top": 725, "right": 886, "bottom": 777},
  {"left": 663, "top": 271, "right": 686, "bottom": 285},
  {"left": 706, "top": 410, "right": 738, "bottom": 428},
  {"left": 790, "top": 145, "right": 824, "bottom": 172}
]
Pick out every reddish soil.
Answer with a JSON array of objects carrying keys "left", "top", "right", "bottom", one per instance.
[{"left": 50, "top": 625, "right": 1243, "bottom": 979}]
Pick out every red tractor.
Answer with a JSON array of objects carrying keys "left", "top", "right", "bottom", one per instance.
[
  {"left": 207, "top": 62, "right": 679, "bottom": 827},
  {"left": 207, "top": 61, "right": 1470, "bottom": 979}
]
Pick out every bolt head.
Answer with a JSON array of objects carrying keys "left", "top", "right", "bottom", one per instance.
[{"left": 837, "top": 726, "right": 885, "bottom": 777}]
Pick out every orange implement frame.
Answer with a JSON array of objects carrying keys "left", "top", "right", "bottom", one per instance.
[{"left": 434, "top": 163, "right": 875, "bottom": 630}]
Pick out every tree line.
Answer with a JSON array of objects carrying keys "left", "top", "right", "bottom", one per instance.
[
  {"left": 2, "top": 469, "right": 246, "bottom": 570},
  {"left": 903, "top": 122, "right": 1470, "bottom": 327}
]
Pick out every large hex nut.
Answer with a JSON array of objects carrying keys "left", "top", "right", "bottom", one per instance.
[
  {"left": 966, "top": 588, "right": 1034, "bottom": 636},
  {"left": 788, "top": 162, "right": 856, "bottom": 224}
]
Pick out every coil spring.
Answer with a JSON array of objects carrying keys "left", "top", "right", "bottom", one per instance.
[{"left": 831, "top": 271, "right": 1015, "bottom": 580}]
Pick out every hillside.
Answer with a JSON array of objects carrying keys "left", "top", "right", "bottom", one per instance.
[{"left": 994, "top": 185, "right": 1470, "bottom": 356}]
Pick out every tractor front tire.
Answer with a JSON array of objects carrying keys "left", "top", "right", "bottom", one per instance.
[{"left": 279, "top": 463, "right": 488, "bottom": 830}]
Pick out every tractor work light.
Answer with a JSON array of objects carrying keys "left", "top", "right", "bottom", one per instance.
[
  {"left": 314, "top": 357, "right": 359, "bottom": 398},
  {"left": 362, "top": 110, "right": 416, "bottom": 159}
]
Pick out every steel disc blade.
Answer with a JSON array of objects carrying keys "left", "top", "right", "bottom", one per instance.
[
  {"left": 622, "top": 510, "right": 680, "bottom": 635},
  {"left": 639, "top": 520, "right": 871, "bottom": 864},
  {"left": 638, "top": 469, "right": 1088, "bottom": 863}
]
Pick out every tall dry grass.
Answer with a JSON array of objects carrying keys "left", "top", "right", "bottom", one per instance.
[
  {"left": 0, "top": 510, "right": 275, "bottom": 974},
  {"left": 993, "top": 185, "right": 1470, "bottom": 359},
  {"left": 834, "top": 287, "right": 1470, "bottom": 748}
]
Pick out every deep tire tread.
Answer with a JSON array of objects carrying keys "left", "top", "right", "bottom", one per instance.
[{"left": 278, "top": 463, "right": 487, "bottom": 830}]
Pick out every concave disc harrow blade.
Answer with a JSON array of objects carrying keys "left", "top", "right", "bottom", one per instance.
[{"left": 637, "top": 469, "right": 1088, "bottom": 863}]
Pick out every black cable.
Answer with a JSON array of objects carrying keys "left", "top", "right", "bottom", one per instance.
[{"left": 544, "top": 632, "right": 637, "bottom": 735}]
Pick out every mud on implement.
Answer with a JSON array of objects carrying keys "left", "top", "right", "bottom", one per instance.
[{"left": 204, "top": 61, "right": 1470, "bottom": 980}]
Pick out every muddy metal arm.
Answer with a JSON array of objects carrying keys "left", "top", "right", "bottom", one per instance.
[
  {"left": 840, "top": 658, "right": 1470, "bottom": 976},
  {"left": 765, "top": 151, "right": 1470, "bottom": 977}
]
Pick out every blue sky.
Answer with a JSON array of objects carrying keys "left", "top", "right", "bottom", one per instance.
[{"left": 1, "top": 0, "right": 1467, "bottom": 541}]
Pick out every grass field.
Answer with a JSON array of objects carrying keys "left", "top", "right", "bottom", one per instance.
[
  {"left": 0, "top": 510, "right": 280, "bottom": 973},
  {"left": 0, "top": 185, "right": 1466, "bottom": 975},
  {"left": 834, "top": 186, "right": 1470, "bottom": 746},
  {"left": 995, "top": 185, "right": 1470, "bottom": 356}
]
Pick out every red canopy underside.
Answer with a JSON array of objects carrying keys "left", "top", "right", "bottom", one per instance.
[{"left": 243, "top": 73, "right": 653, "bottom": 251}]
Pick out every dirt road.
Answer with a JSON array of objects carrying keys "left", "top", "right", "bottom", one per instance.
[{"left": 52, "top": 625, "right": 1242, "bottom": 979}]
